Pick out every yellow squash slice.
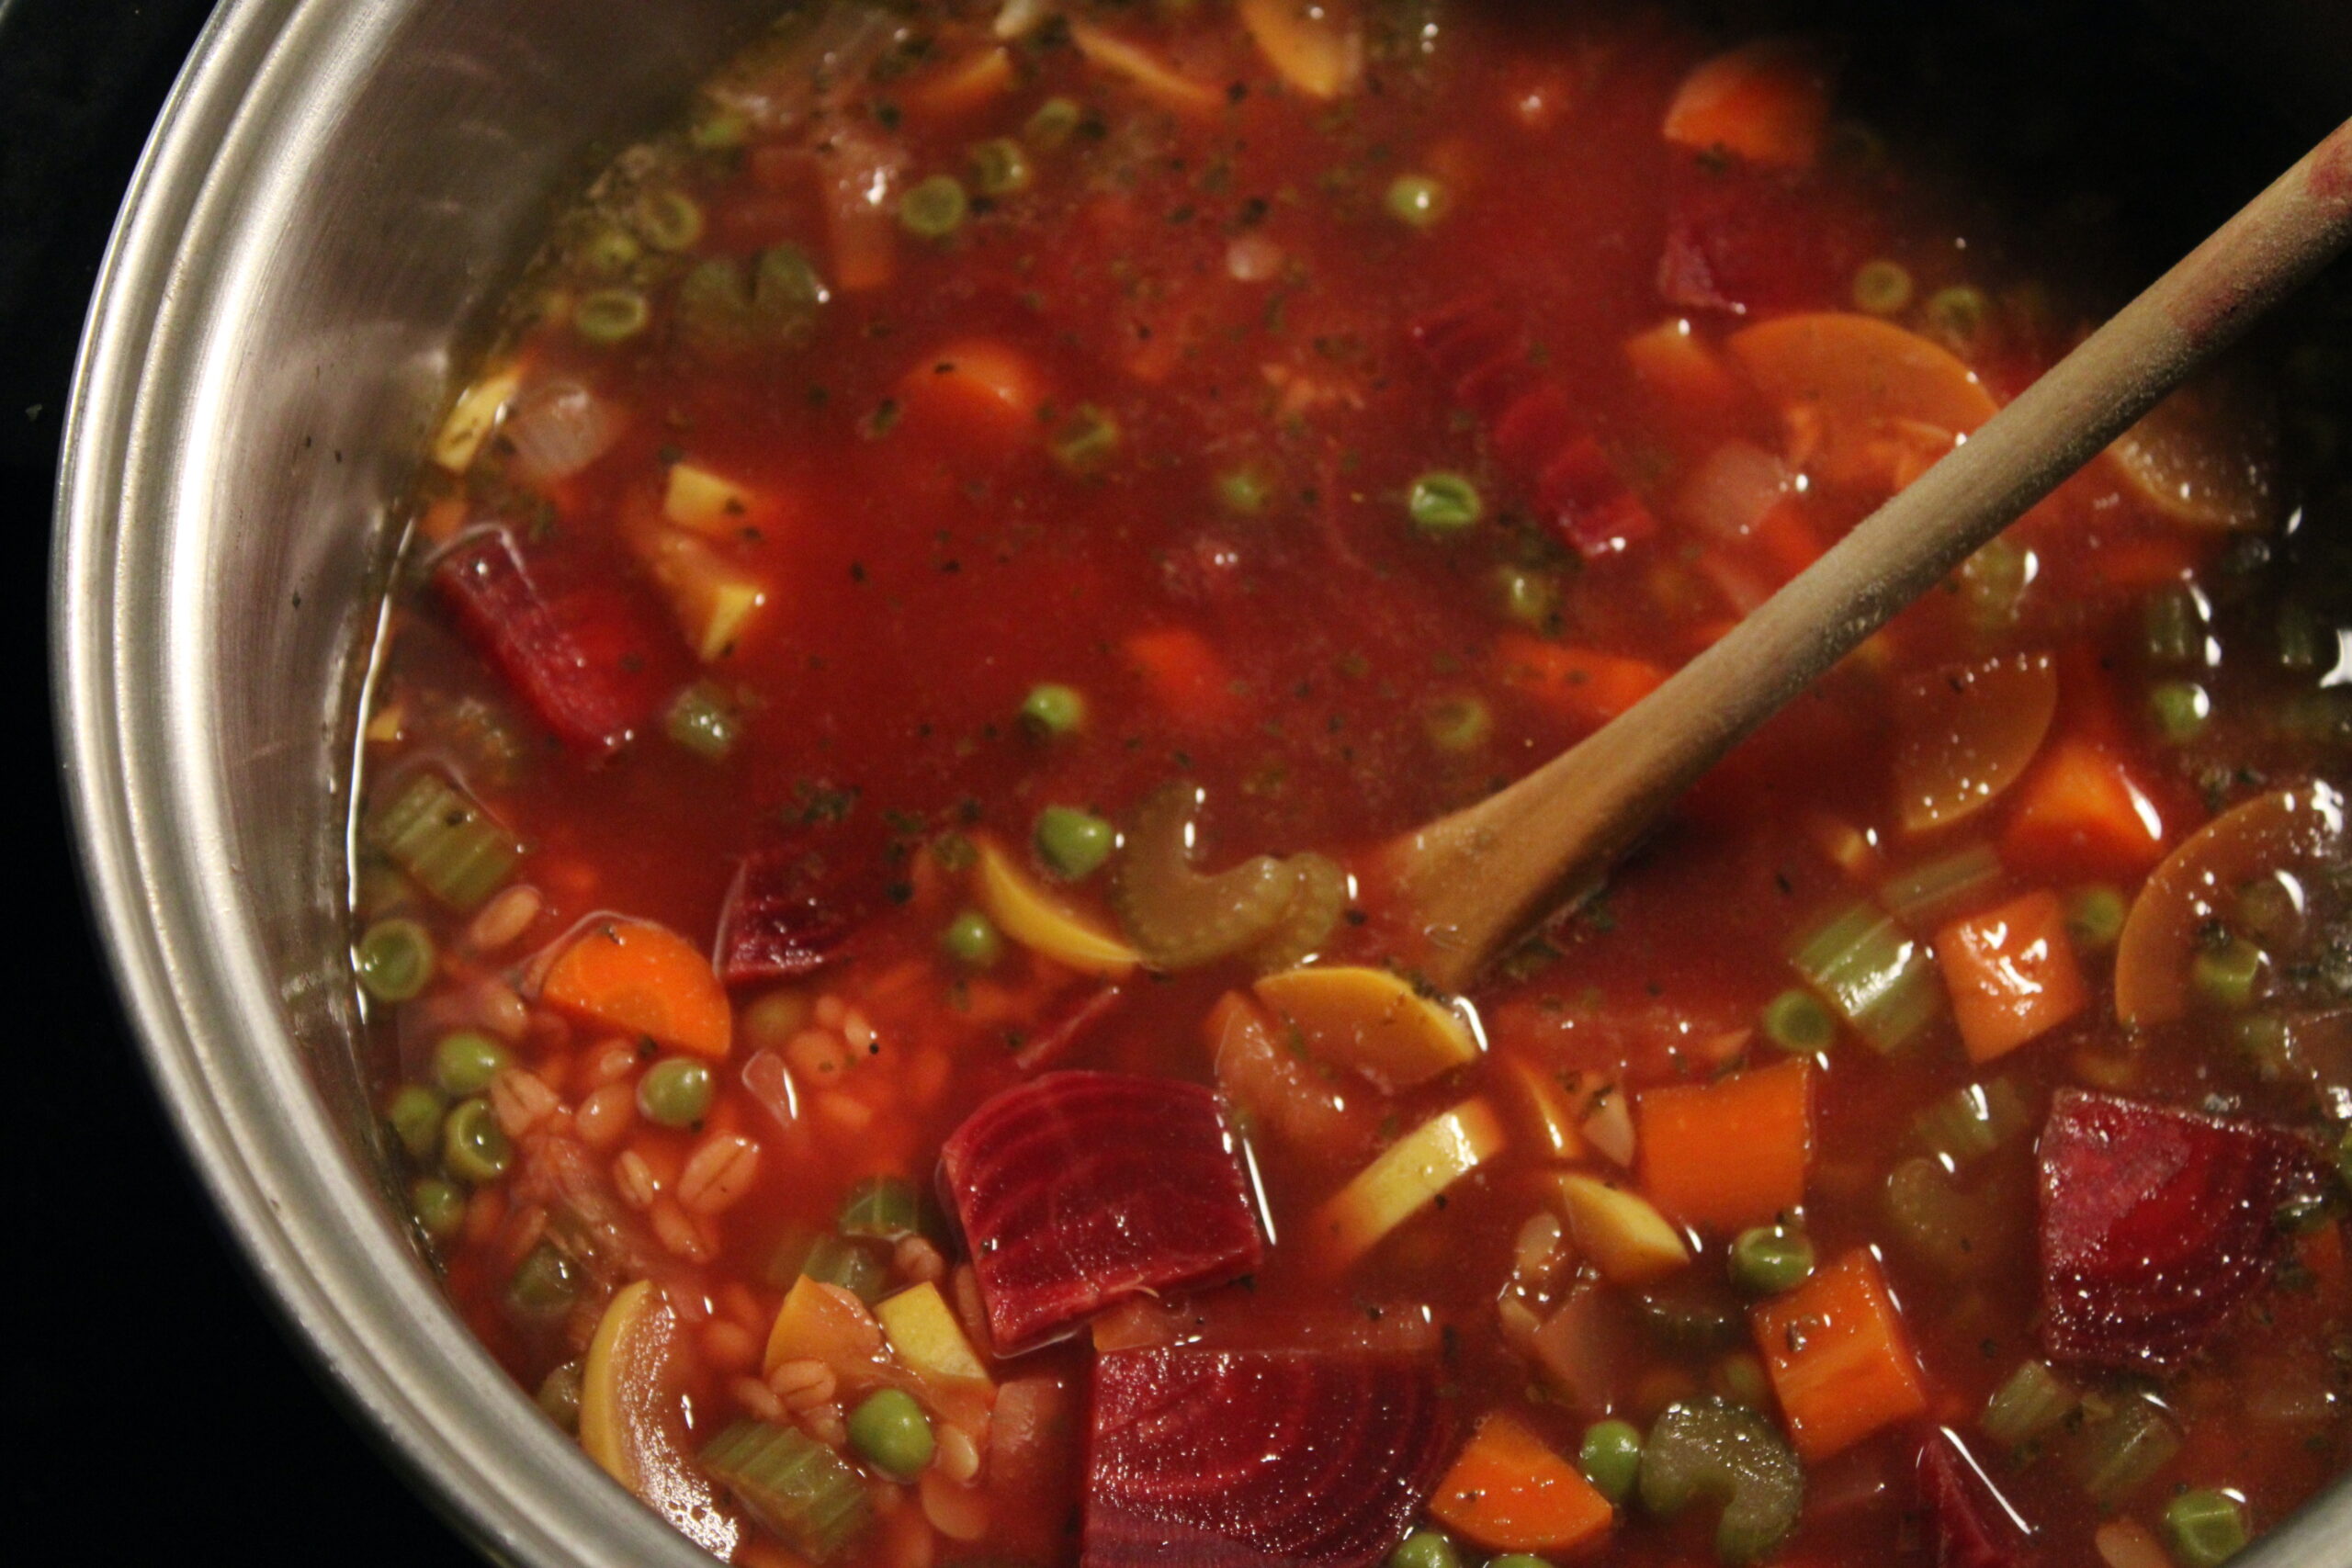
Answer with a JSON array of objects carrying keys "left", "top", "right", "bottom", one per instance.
[
  {"left": 975, "top": 836, "right": 1141, "bottom": 977},
  {"left": 1251, "top": 964, "right": 1481, "bottom": 1090},
  {"left": 1315, "top": 1098, "right": 1508, "bottom": 1266},
  {"left": 581, "top": 1280, "right": 742, "bottom": 1557}
]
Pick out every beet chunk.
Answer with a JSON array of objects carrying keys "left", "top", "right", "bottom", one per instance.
[
  {"left": 939, "top": 1072, "right": 1262, "bottom": 1354},
  {"left": 1084, "top": 1347, "right": 1451, "bottom": 1568},
  {"left": 2037, "top": 1089, "right": 2327, "bottom": 1371},
  {"left": 716, "top": 829, "right": 882, "bottom": 986},
  {"left": 432, "top": 527, "right": 660, "bottom": 758},
  {"left": 1916, "top": 1427, "right": 2032, "bottom": 1568}
]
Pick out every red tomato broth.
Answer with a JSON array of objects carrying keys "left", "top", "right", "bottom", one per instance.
[{"left": 356, "top": 5, "right": 2352, "bottom": 1568}]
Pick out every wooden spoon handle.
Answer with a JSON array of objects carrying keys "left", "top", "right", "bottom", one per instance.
[{"left": 1393, "top": 117, "right": 2352, "bottom": 994}]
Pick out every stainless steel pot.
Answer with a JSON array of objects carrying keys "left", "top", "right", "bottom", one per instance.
[{"left": 47, "top": 3, "right": 2352, "bottom": 1566}]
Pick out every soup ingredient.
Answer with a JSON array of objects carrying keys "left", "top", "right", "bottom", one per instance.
[
  {"left": 1661, "top": 40, "right": 1832, "bottom": 170},
  {"left": 700, "top": 1419, "right": 869, "bottom": 1562},
  {"left": 581, "top": 1281, "right": 743, "bottom": 1557},
  {"left": 1553, "top": 1174, "right": 1690, "bottom": 1285},
  {"left": 2036, "top": 1089, "right": 2327, "bottom": 1370},
  {"left": 1891, "top": 653, "right": 2060, "bottom": 832},
  {"left": 1937, "top": 890, "right": 2091, "bottom": 1062},
  {"left": 1635, "top": 1058, "right": 1814, "bottom": 1233},
  {"left": 1250, "top": 964, "right": 1480, "bottom": 1090},
  {"left": 366, "top": 770, "right": 522, "bottom": 910},
  {"left": 716, "top": 833, "right": 876, "bottom": 985},
  {"left": 1915, "top": 1427, "right": 2032, "bottom": 1568},
  {"left": 975, "top": 836, "right": 1141, "bottom": 977},
  {"left": 1750, "top": 1249, "right": 1928, "bottom": 1460},
  {"left": 846, "top": 1388, "right": 935, "bottom": 1478},
  {"left": 637, "top": 1057, "right": 716, "bottom": 1129},
  {"left": 940, "top": 1072, "right": 1261, "bottom": 1351},
  {"left": 1086, "top": 1347, "right": 1449, "bottom": 1568},
  {"left": 1111, "top": 784, "right": 1301, "bottom": 968},
  {"left": 2160, "top": 1489, "right": 2250, "bottom": 1568},
  {"left": 1635, "top": 1398, "right": 1803, "bottom": 1564},
  {"left": 356, "top": 917, "right": 435, "bottom": 1002},
  {"left": 540, "top": 918, "right": 733, "bottom": 1059},
  {"left": 1429, "top": 1411, "right": 1615, "bottom": 1554},
  {"left": 1317, "top": 1099, "right": 1509, "bottom": 1266},
  {"left": 1035, "top": 807, "right": 1116, "bottom": 881},
  {"left": 432, "top": 528, "right": 653, "bottom": 757}
]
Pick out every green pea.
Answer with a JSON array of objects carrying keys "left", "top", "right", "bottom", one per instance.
[
  {"left": 2149, "top": 681, "right": 2211, "bottom": 743},
  {"left": 1729, "top": 1222, "right": 1816, "bottom": 1296},
  {"left": 1385, "top": 1529, "right": 1463, "bottom": 1568},
  {"left": 1021, "top": 682, "right": 1088, "bottom": 737},
  {"left": 1407, "top": 471, "right": 1481, "bottom": 535},
  {"left": 2162, "top": 1488, "right": 2249, "bottom": 1568},
  {"left": 847, "top": 1387, "right": 935, "bottom": 1477},
  {"left": 1036, "top": 807, "right": 1116, "bottom": 880},
  {"left": 1852, "top": 259, "right": 1915, "bottom": 316},
  {"left": 1051, "top": 403, "right": 1121, "bottom": 473},
  {"left": 356, "top": 917, "right": 435, "bottom": 1002},
  {"left": 899, "top": 175, "right": 969, "bottom": 240},
  {"left": 578, "top": 225, "right": 643, "bottom": 278},
  {"left": 1024, "top": 96, "right": 1083, "bottom": 151},
  {"left": 1216, "top": 465, "right": 1274, "bottom": 517},
  {"left": 410, "top": 1175, "right": 466, "bottom": 1242},
  {"left": 639, "top": 1057, "right": 717, "bottom": 1129},
  {"left": 943, "top": 908, "right": 1003, "bottom": 970},
  {"left": 1711, "top": 1350, "right": 1772, "bottom": 1407},
  {"left": 1926, "top": 284, "right": 1991, "bottom": 352},
  {"left": 1579, "top": 1418, "right": 1644, "bottom": 1504},
  {"left": 1489, "top": 1555, "right": 1553, "bottom": 1568},
  {"left": 666, "top": 682, "right": 741, "bottom": 761},
  {"left": 970, "top": 137, "right": 1032, "bottom": 197},
  {"left": 1423, "top": 695, "right": 1492, "bottom": 753},
  {"left": 1385, "top": 174, "right": 1449, "bottom": 229},
  {"left": 434, "top": 1031, "right": 513, "bottom": 1098},
  {"left": 443, "top": 1097, "right": 514, "bottom": 1185},
  {"left": 1760, "top": 988, "right": 1836, "bottom": 1054},
  {"left": 2191, "top": 937, "right": 2267, "bottom": 1011},
  {"left": 634, "top": 188, "right": 706, "bottom": 253},
  {"left": 387, "top": 1084, "right": 447, "bottom": 1162},
  {"left": 2065, "top": 886, "right": 2129, "bottom": 953},
  {"left": 537, "top": 1360, "right": 585, "bottom": 1432},
  {"left": 509, "top": 1241, "right": 585, "bottom": 1317},
  {"left": 1495, "top": 565, "right": 1559, "bottom": 628},
  {"left": 573, "top": 288, "right": 650, "bottom": 345}
]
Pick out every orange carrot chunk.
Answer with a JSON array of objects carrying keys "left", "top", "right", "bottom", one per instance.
[
  {"left": 1636, "top": 1057, "right": 1814, "bottom": 1234},
  {"left": 541, "top": 917, "right": 734, "bottom": 1060},
  {"left": 1124, "top": 627, "right": 1243, "bottom": 730},
  {"left": 1751, "top": 1249, "right": 1928, "bottom": 1461},
  {"left": 1428, "top": 1412, "right": 1616, "bottom": 1554},
  {"left": 1661, "top": 40, "right": 1833, "bottom": 170},
  {"left": 1936, "top": 889, "right": 2090, "bottom": 1062},
  {"left": 2000, "top": 736, "right": 2169, "bottom": 878},
  {"left": 1491, "top": 634, "right": 1669, "bottom": 730}
]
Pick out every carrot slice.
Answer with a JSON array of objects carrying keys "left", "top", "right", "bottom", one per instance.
[
  {"left": 1751, "top": 1249, "right": 1928, "bottom": 1461},
  {"left": 1428, "top": 1412, "right": 1615, "bottom": 1553},
  {"left": 1124, "top": 626, "right": 1243, "bottom": 729},
  {"left": 1623, "top": 318, "right": 1746, "bottom": 414},
  {"left": 897, "top": 340, "right": 1048, "bottom": 452},
  {"left": 1635, "top": 1057, "right": 1813, "bottom": 1234},
  {"left": 1238, "top": 0, "right": 1364, "bottom": 99},
  {"left": 1891, "top": 651, "right": 2060, "bottom": 833},
  {"left": 1726, "top": 314, "right": 1997, "bottom": 491},
  {"left": 1999, "top": 737, "right": 2169, "bottom": 880},
  {"left": 1491, "top": 634, "right": 1669, "bottom": 729},
  {"left": 1936, "top": 890, "right": 2090, "bottom": 1062},
  {"left": 541, "top": 917, "right": 734, "bottom": 1059},
  {"left": 1661, "top": 40, "right": 1833, "bottom": 170}
]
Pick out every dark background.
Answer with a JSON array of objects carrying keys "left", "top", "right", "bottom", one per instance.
[
  {"left": 4, "top": 0, "right": 477, "bottom": 1561},
  {"left": 4, "top": 2, "right": 2345, "bottom": 1566}
]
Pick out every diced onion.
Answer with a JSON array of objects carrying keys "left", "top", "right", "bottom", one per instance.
[
  {"left": 503, "top": 379, "right": 623, "bottom": 483},
  {"left": 1676, "top": 440, "right": 1790, "bottom": 540}
]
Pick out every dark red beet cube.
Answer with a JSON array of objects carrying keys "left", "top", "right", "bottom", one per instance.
[
  {"left": 939, "top": 1071, "right": 1262, "bottom": 1354},
  {"left": 1916, "top": 1427, "right": 2033, "bottom": 1568},
  {"left": 715, "top": 830, "right": 879, "bottom": 986},
  {"left": 1084, "top": 1347, "right": 1451, "bottom": 1568},
  {"left": 2038, "top": 1089, "right": 2327, "bottom": 1371}
]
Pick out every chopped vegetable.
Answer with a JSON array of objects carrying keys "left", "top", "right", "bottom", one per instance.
[
  {"left": 441, "top": 1096, "right": 512, "bottom": 1183},
  {"left": 356, "top": 917, "right": 436, "bottom": 1002},
  {"left": 1249, "top": 852, "right": 1351, "bottom": 971},
  {"left": 1750, "top": 1248, "right": 1928, "bottom": 1461},
  {"left": 1636, "top": 1058, "right": 1814, "bottom": 1232},
  {"left": 1880, "top": 845, "right": 2006, "bottom": 930},
  {"left": 701, "top": 1419, "right": 870, "bottom": 1561},
  {"left": 2106, "top": 378, "right": 2277, "bottom": 534},
  {"left": 625, "top": 516, "right": 771, "bottom": 662},
  {"left": 716, "top": 831, "right": 876, "bottom": 986},
  {"left": 540, "top": 917, "right": 732, "bottom": 1060},
  {"left": 876, "top": 1280, "right": 991, "bottom": 1393},
  {"left": 1110, "top": 783, "right": 1297, "bottom": 968},
  {"left": 1727, "top": 1222, "right": 1815, "bottom": 1296},
  {"left": 1491, "top": 635, "right": 1670, "bottom": 729},
  {"left": 432, "top": 365, "right": 520, "bottom": 471},
  {"left": 1122, "top": 627, "right": 1242, "bottom": 729},
  {"left": 573, "top": 287, "right": 650, "bottom": 344},
  {"left": 1035, "top": 806, "right": 1116, "bottom": 881},
  {"left": 2066, "top": 1392, "right": 2182, "bottom": 1506},
  {"left": 1892, "top": 652, "right": 2059, "bottom": 833},
  {"left": 1791, "top": 902, "right": 1943, "bottom": 1053},
  {"left": 2162, "top": 1488, "right": 2250, "bottom": 1567},
  {"left": 942, "top": 907, "right": 1004, "bottom": 968},
  {"left": 1067, "top": 18, "right": 1222, "bottom": 117},
  {"left": 1386, "top": 175, "right": 1450, "bottom": 230},
  {"left": 969, "top": 136, "right": 1031, "bottom": 196},
  {"left": 1238, "top": 0, "right": 1366, "bottom": 99},
  {"left": 1725, "top": 313, "right": 1996, "bottom": 491},
  {"left": 1852, "top": 259, "right": 1915, "bottom": 316},
  {"left": 366, "top": 771, "right": 522, "bottom": 910},
  {"left": 1661, "top": 39, "right": 1832, "bottom": 169},
  {"left": 976, "top": 834, "right": 1141, "bottom": 978},
  {"left": 1020, "top": 681, "right": 1088, "bottom": 736},
  {"left": 1206, "top": 989, "right": 1371, "bottom": 1156},
  {"left": 637, "top": 1057, "right": 716, "bottom": 1128},
  {"left": 763, "top": 1274, "right": 886, "bottom": 1377},
  {"left": 940, "top": 1072, "right": 1261, "bottom": 1351},
  {"left": 1578, "top": 1419, "right": 1645, "bottom": 1505},
  {"left": 1937, "top": 889, "right": 2091, "bottom": 1062},
  {"left": 1250, "top": 964, "right": 1480, "bottom": 1091},
  {"left": 837, "top": 1175, "right": 924, "bottom": 1241},
  {"left": 1429, "top": 1411, "right": 1616, "bottom": 1554},
  {"left": 584, "top": 1281, "right": 744, "bottom": 1558},
  {"left": 664, "top": 681, "right": 741, "bottom": 761},
  {"left": 846, "top": 1388, "right": 935, "bottom": 1478},
  {"left": 1913, "top": 1077, "right": 2034, "bottom": 1167},
  {"left": 1759, "top": 988, "right": 1836, "bottom": 1053},
  {"left": 1916, "top": 1427, "right": 2032, "bottom": 1568},
  {"left": 387, "top": 1084, "right": 445, "bottom": 1161},
  {"left": 1552, "top": 1173, "right": 1691, "bottom": 1284},
  {"left": 2149, "top": 681, "right": 2212, "bottom": 743},
  {"left": 899, "top": 174, "right": 969, "bottom": 239},
  {"left": 1086, "top": 1347, "right": 1450, "bottom": 1568},
  {"left": 1636, "top": 1398, "right": 1804, "bottom": 1564},
  {"left": 1317, "top": 1099, "right": 1510, "bottom": 1267},
  {"left": 662, "top": 461, "right": 766, "bottom": 537},
  {"left": 1388, "top": 1529, "right": 1464, "bottom": 1568},
  {"left": 2000, "top": 738, "right": 2170, "bottom": 881},
  {"left": 1981, "top": 1359, "right": 2078, "bottom": 1450},
  {"left": 1408, "top": 470, "right": 1483, "bottom": 533}
]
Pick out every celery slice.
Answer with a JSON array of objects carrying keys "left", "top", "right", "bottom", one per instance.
[
  {"left": 1791, "top": 903, "right": 1943, "bottom": 1053},
  {"left": 1912, "top": 1078, "right": 2033, "bottom": 1167},
  {"left": 1638, "top": 1398, "right": 1804, "bottom": 1565},
  {"left": 802, "top": 1235, "right": 890, "bottom": 1303},
  {"left": 1982, "top": 1359, "right": 2077, "bottom": 1451},
  {"left": 1879, "top": 845, "right": 2004, "bottom": 930},
  {"left": 700, "top": 1420, "right": 873, "bottom": 1562},
  {"left": 836, "top": 1175, "right": 924, "bottom": 1242},
  {"left": 366, "top": 771, "right": 523, "bottom": 910},
  {"left": 2066, "top": 1393, "right": 2181, "bottom": 1506}
]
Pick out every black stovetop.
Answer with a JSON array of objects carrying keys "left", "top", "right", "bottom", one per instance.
[{"left": 6, "top": 2, "right": 475, "bottom": 1561}]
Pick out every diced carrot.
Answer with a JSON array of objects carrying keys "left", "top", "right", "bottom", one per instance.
[
  {"left": 1935, "top": 890, "right": 2089, "bottom": 1062},
  {"left": 1428, "top": 1412, "right": 1616, "bottom": 1553},
  {"left": 1727, "top": 314, "right": 1996, "bottom": 493},
  {"left": 2076, "top": 532, "right": 2205, "bottom": 593},
  {"left": 1491, "top": 634, "right": 1669, "bottom": 729},
  {"left": 1124, "top": 626, "right": 1243, "bottom": 729},
  {"left": 1661, "top": 40, "right": 1833, "bottom": 170},
  {"left": 1635, "top": 1057, "right": 1813, "bottom": 1234},
  {"left": 899, "top": 46, "right": 1016, "bottom": 121},
  {"left": 1623, "top": 318, "right": 1746, "bottom": 414},
  {"left": 541, "top": 917, "right": 734, "bottom": 1060},
  {"left": 1751, "top": 1249, "right": 1928, "bottom": 1461},
  {"left": 1999, "top": 736, "right": 2168, "bottom": 879},
  {"left": 897, "top": 340, "right": 1048, "bottom": 450}
]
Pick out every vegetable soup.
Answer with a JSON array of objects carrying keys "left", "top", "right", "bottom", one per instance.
[{"left": 354, "top": 5, "right": 2352, "bottom": 1568}]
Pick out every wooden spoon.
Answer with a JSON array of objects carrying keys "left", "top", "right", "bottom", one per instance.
[{"left": 1386, "top": 117, "right": 2352, "bottom": 994}]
